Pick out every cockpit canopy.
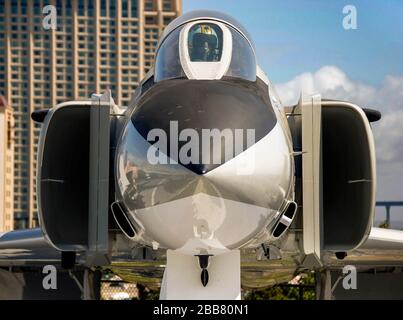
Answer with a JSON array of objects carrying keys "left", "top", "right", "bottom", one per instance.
[{"left": 154, "top": 19, "right": 256, "bottom": 82}]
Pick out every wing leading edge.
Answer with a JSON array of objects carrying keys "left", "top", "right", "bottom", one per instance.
[{"left": 360, "top": 227, "right": 403, "bottom": 250}]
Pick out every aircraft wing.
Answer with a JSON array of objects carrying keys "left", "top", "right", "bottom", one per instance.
[
  {"left": 0, "top": 228, "right": 50, "bottom": 250},
  {"left": 360, "top": 227, "right": 403, "bottom": 250},
  {"left": 0, "top": 228, "right": 62, "bottom": 267}
]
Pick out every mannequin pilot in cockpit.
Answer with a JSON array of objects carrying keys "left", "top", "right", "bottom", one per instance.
[{"left": 188, "top": 24, "right": 222, "bottom": 62}]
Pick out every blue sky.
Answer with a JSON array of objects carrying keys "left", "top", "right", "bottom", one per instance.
[{"left": 184, "top": 0, "right": 403, "bottom": 86}]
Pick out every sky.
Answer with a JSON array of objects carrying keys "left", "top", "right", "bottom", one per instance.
[
  {"left": 184, "top": 0, "right": 403, "bottom": 85},
  {"left": 184, "top": 0, "right": 403, "bottom": 224}
]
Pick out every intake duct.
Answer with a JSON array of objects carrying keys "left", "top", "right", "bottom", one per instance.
[
  {"left": 111, "top": 201, "right": 137, "bottom": 239},
  {"left": 287, "top": 98, "right": 376, "bottom": 253},
  {"left": 271, "top": 201, "right": 298, "bottom": 238}
]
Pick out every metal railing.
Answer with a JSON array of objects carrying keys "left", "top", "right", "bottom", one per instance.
[{"left": 376, "top": 201, "right": 403, "bottom": 228}]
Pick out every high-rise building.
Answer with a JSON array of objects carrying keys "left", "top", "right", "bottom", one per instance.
[
  {"left": 0, "top": 95, "right": 14, "bottom": 232},
  {"left": 0, "top": 0, "right": 182, "bottom": 229}
]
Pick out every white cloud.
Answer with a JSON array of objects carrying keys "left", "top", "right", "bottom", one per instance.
[
  {"left": 274, "top": 66, "right": 403, "bottom": 200},
  {"left": 274, "top": 65, "right": 375, "bottom": 107}
]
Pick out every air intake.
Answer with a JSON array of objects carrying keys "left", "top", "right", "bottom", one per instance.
[
  {"left": 111, "top": 202, "right": 137, "bottom": 239},
  {"left": 271, "top": 201, "right": 298, "bottom": 238}
]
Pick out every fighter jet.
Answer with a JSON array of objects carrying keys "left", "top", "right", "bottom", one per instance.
[{"left": 1, "top": 10, "right": 403, "bottom": 300}]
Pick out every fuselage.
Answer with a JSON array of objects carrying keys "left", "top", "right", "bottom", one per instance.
[{"left": 113, "top": 11, "right": 295, "bottom": 256}]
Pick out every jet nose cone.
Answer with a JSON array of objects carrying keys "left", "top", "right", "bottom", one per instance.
[
  {"left": 131, "top": 79, "right": 277, "bottom": 175},
  {"left": 185, "top": 164, "right": 212, "bottom": 175},
  {"left": 116, "top": 109, "right": 294, "bottom": 254}
]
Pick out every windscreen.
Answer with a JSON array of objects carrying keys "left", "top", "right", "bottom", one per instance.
[
  {"left": 154, "top": 26, "right": 186, "bottom": 82},
  {"left": 155, "top": 22, "right": 256, "bottom": 82}
]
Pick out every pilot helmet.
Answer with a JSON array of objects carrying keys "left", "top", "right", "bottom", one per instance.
[{"left": 189, "top": 24, "right": 219, "bottom": 61}]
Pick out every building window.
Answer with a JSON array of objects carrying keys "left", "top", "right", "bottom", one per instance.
[
  {"left": 163, "top": 0, "right": 173, "bottom": 11},
  {"left": 131, "top": 0, "right": 138, "bottom": 17},
  {"left": 122, "top": 0, "right": 128, "bottom": 17},
  {"left": 145, "top": 17, "right": 157, "bottom": 25},
  {"left": 145, "top": 0, "right": 154, "bottom": 11},
  {"left": 101, "top": 0, "right": 107, "bottom": 16}
]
